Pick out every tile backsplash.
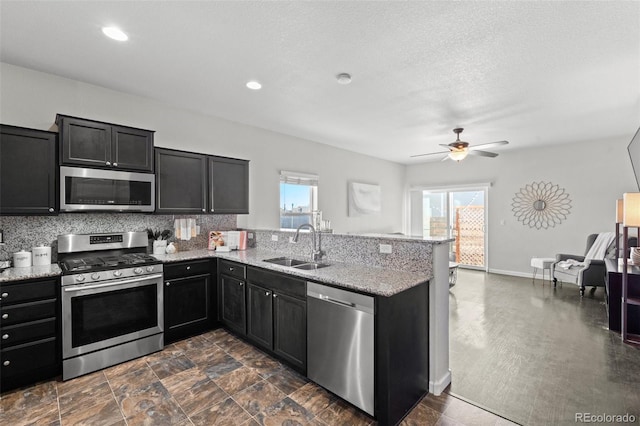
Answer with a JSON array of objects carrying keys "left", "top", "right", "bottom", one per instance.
[{"left": 0, "top": 213, "right": 237, "bottom": 261}]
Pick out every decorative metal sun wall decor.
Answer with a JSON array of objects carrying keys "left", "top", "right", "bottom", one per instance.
[{"left": 511, "top": 181, "right": 572, "bottom": 229}]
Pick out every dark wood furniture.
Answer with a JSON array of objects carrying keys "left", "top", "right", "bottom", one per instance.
[
  {"left": 155, "top": 147, "right": 249, "bottom": 214},
  {"left": 163, "top": 259, "right": 217, "bottom": 344},
  {"left": 0, "top": 125, "right": 58, "bottom": 215},
  {"left": 0, "top": 277, "right": 60, "bottom": 392},
  {"left": 605, "top": 259, "right": 640, "bottom": 334},
  {"left": 56, "top": 114, "right": 154, "bottom": 172}
]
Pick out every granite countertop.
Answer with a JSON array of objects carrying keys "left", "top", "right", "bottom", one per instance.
[
  {"left": 155, "top": 248, "right": 431, "bottom": 296},
  {"left": 0, "top": 248, "right": 431, "bottom": 296},
  {"left": 0, "top": 264, "right": 62, "bottom": 283}
]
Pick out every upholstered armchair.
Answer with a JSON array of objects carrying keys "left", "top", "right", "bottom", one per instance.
[{"left": 553, "top": 234, "right": 637, "bottom": 297}]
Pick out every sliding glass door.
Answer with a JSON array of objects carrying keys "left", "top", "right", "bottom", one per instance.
[{"left": 417, "top": 187, "right": 487, "bottom": 269}]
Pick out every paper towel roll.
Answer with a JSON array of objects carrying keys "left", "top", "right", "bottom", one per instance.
[{"left": 32, "top": 246, "right": 52, "bottom": 266}]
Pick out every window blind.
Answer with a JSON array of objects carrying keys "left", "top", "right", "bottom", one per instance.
[{"left": 280, "top": 170, "right": 319, "bottom": 186}]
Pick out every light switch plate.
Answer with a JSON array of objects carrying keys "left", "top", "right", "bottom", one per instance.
[
  {"left": 248, "top": 232, "right": 254, "bottom": 239},
  {"left": 379, "top": 244, "right": 392, "bottom": 254},
  {"left": 271, "top": 235, "right": 278, "bottom": 242}
]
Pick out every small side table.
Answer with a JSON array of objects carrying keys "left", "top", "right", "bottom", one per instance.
[
  {"left": 530, "top": 257, "right": 555, "bottom": 284},
  {"left": 449, "top": 262, "right": 459, "bottom": 287}
]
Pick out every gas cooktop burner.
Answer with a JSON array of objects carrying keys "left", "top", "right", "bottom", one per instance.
[{"left": 61, "top": 253, "right": 159, "bottom": 273}]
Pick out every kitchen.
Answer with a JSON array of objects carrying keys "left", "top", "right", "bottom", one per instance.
[{"left": 0, "top": 77, "right": 452, "bottom": 425}]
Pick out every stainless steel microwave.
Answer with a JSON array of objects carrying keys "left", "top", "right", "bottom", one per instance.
[{"left": 60, "top": 166, "right": 155, "bottom": 212}]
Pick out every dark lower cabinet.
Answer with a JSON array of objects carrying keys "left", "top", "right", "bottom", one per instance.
[
  {"left": 0, "top": 124, "right": 57, "bottom": 215},
  {"left": 247, "top": 283, "right": 273, "bottom": 349},
  {"left": 220, "top": 274, "right": 246, "bottom": 335},
  {"left": 0, "top": 277, "right": 60, "bottom": 393},
  {"left": 163, "top": 259, "right": 215, "bottom": 343},
  {"left": 273, "top": 292, "right": 306, "bottom": 370}
]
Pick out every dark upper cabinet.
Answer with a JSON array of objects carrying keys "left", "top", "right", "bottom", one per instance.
[
  {"left": 246, "top": 283, "right": 273, "bottom": 350},
  {"left": 57, "top": 115, "right": 154, "bottom": 172},
  {"left": 156, "top": 147, "right": 249, "bottom": 214},
  {"left": 0, "top": 125, "right": 57, "bottom": 215},
  {"left": 155, "top": 148, "right": 207, "bottom": 214},
  {"left": 164, "top": 259, "right": 213, "bottom": 344},
  {"left": 208, "top": 156, "right": 249, "bottom": 214}
]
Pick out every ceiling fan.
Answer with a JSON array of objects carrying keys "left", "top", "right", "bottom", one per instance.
[{"left": 411, "top": 128, "right": 509, "bottom": 162}]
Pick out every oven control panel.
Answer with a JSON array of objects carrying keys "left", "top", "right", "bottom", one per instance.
[
  {"left": 62, "top": 264, "right": 163, "bottom": 286},
  {"left": 90, "top": 235, "right": 124, "bottom": 245}
]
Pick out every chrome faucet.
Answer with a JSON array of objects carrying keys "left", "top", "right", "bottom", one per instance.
[{"left": 294, "top": 223, "right": 325, "bottom": 261}]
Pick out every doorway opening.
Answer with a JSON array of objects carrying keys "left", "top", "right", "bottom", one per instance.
[{"left": 411, "top": 186, "right": 488, "bottom": 270}]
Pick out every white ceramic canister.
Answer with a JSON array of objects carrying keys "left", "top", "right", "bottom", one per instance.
[
  {"left": 13, "top": 250, "right": 32, "bottom": 268},
  {"left": 153, "top": 240, "right": 168, "bottom": 255},
  {"left": 32, "top": 246, "right": 52, "bottom": 266}
]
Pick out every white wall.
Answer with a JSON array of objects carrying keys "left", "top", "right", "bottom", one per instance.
[
  {"left": 0, "top": 63, "right": 405, "bottom": 234},
  {"left": 405, "top": 137, "right": 638, "bottom": 276}
]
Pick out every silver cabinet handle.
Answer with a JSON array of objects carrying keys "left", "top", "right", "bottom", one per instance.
[
  {"left": 2, "top": 314, "right": 7, "bottom": 319},
  {"left": 273, "top": 294, "right": 277, "bottom": 298},
  {"left": 229, "top": 267, "right": 234, "bottom": 271},
  {"left": 186, "top": 266, "right": 191, "bottom": 270},
  {"left": 49, "top": 208, "right": 54, "bottom": 213},
  {"left": 1, "top": 293, "right": 7, "bottom": 298},
  {"left": 113, "top": 162, "right": 118, "bottom": 167},
  {"left": 2, "top": 334, "right": 8, "bottom": 340},
  {"left": 239, "top": 282, "right": 244, "bottom": 287},
  {"left": 265, "top": 291, "right": 270, "bottom": 296},
  {"left": 166, "top": 282, "right": 171, "bottom": 286},
  {"left": 3, "top": 360, "right": 9, "bottom": 366},
  {"left": 211, "top": 209, "right": 214, "bottom": 212},
  {"left": 106, "top": 161, "right": 111, "bottom": 166},
  {"left": 202, "top": 208, "right": 206, "bottom": 212}
]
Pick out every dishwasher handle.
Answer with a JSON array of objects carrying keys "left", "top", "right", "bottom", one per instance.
[{"left": 307, "top": 282, "right": 374, "bottom": 315}]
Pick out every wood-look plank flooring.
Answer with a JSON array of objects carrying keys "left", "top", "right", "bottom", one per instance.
[
  {"left": 448, "top": 270, "right": 640, "bottom": 425},
  {"left": 1, "top": 328, "right": 514, "bottom": 425}
]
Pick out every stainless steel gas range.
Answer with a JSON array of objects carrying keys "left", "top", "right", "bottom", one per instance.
[{"left": 57, "top": 232, "right": 164, "bottom": 380}]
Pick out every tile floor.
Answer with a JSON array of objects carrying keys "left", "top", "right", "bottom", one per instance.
[{"left": 0, "top": 328, "right": 515, "bottom": 425}]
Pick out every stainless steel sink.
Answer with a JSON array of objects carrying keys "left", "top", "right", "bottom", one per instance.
[
  {"left": 263, "top": 257, "right": 309, "bottom": 267},
  {"left": 263, "top": 257, "right": 329, "bottom": 270},
  {"left": 292, "top": 262, "right": 329, "bottom": 270}
]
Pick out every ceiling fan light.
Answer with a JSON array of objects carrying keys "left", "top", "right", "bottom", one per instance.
[{"left": 448, "top": 149, "right": 469, "bottom": 162}]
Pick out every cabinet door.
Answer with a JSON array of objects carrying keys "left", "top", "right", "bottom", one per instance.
[
  {"left": 208, "top": 156, "right": 249, "bottom": 214},
  {"left": 0, "top": 125, "right": 57, "bottom": 215},
  {"left": 164, "top": 274, "right": 210, "bottom": 343},
  {"left": 59, "top": 116, "right": 112, "bottom": 168},
  {"left": 273, "top": 293, "right": 306, "bottom": 371},
  {"left": 220, "top": 275, "right": 246, "bottom": 335},
  {"left": 247, "top": 283, "right": 273, "bottom": 350},
  {"left": 155, "top": 148, "right": 207, "bottom": 213},
  {"left": 112, "top": 126, "right": 154, "bottom": 172}
]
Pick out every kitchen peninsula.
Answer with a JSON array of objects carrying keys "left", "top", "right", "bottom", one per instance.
[{"left": 0, "top": 228, "right": 451, "bottom": 425}]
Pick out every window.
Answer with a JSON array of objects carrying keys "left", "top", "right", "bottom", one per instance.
[{"left": 280, "top": 170, "right": 318, "bottom": 229}]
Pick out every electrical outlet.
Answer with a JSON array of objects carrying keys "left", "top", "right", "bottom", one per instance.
[
  {"left": 271, "top": 235, "right": 278, "bottom": 242},
  {"left": 248, "top": 232, "right": 254, "bottom": 239},
  {"left": 379, "top": 244, "right": 392, "bottom": 254}
]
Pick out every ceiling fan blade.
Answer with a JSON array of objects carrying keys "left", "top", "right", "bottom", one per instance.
[
  {"left": 468, "top": 150, "right": 498, "bottom": 158},
  {"left": 410, "top": 150, "right": 450, "bottom": 158},
  {"left": 439, "top": 144, "right": 453, "bottom": 149},
  {"left": 441, "top": 155, "right": 451, "bottom": 161},
  {"left": 468, "top": 140, "right": 509, "bottom": 151}
]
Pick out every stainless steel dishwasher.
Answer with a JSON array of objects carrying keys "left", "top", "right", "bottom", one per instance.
[{"left": 307, "top": 282, "right": 375, "bottom": 416}]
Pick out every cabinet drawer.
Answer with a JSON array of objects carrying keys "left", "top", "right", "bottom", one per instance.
[
  {"left": 164, "top": 259, "right": 211, "bottom": 279},
  {"left": 0, "top": 299, "right": 56, "bottom": 326},
  {"left": 1, "top": 318, "right": 56, "bottom": 347},
  {"left": 247, "top": 267, "right": 306, "bottom": 299},
  {"left": 0, "top": 278, "right": 57, "bottom": 305},
  {"left": 219, "top": 260, "right": 246, "bottom": 279},
  {"left": 1, "top": 337, "right": 57, "bottom": 378}
]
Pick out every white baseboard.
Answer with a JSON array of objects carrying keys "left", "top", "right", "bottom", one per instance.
[{"left": 429, "top": 369, "right": 452, "bottom": 396}]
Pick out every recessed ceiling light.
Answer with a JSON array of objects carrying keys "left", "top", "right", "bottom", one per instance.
[
  {"left": 246, "top": 81, "right": 262, "bottom": 90},
  {"left": 336, "top": 73, "right": 352, "bottom": 85},
  {"left": 102, "top": 26, "right": 128, "bottom": 42}
]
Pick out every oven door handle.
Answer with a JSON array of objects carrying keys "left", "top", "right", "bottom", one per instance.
[{"left": 63, "top": 274, "right": 164, "bottom": 292}]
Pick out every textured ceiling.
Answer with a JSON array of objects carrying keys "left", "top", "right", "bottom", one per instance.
[{"left": 1, "top": 1, "right": 639, "bottom": 164}]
